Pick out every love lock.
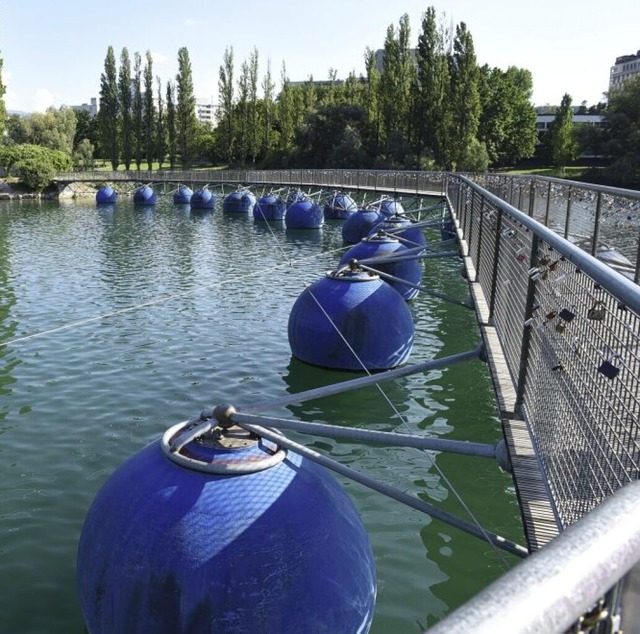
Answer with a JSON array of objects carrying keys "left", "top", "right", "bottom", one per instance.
[
  {"left": 555, "top": 322, "right": 566, "bottom": 334},
  {"left": 587, "top": 301, "right": 606, "bottom": 321},
  {"left": 558, "top": 308, "right": 576, "bottom": 322},
  {"left": 598, "top": 355, "right": 622, "bottom": 379}
]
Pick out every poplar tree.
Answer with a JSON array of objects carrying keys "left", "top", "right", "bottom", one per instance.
[
  {"left": 260, "top": 59, "right": 275, "bottom": 158},
  {"left": 0, "top": 52, "right": 7, "bottom": 139},
  {"left": 247, "top": 48, "right": 260, "bottom": 166},
  {"left": 448, "top": 22, "right": 481, "bottom": 169},
  {"left": 155, "top": 76, "right": 166, "bottom": 169},
  {"left": 218, "top": 46, "right": 235, "bottom": 165},
  {"left": 416, "top": 7, "right": 450, "bottom": 167},
  {"left": 363, "top": 47, "right": 381, "bottom": 157},
  {"left": 98, "top": 46, "right": 119, "bottom": 169},
  {"left": 143, "top": 51, "right": 154, "bottom": 170},
  {"left": 132, "top": 52, "right": 143, "bottom": 170},
  {"left": 117, "top": 48, "right": 132, "bottom": 170},
  {"left": 237, "top": 58, "right": 249, "bottom": 166},
  {"left": 546, "top": 93, "right": 578, "bottom": 173},
  {"left": 278, "top": 62, "right": 295, "bottom": 153},
  {"left": 166, "top": 80, "right": 177, "bottom": 169},
  {"left": 176, "top": 47, "right": 197, "bottom": 167},
  {"left": 379, "top": 23, "right": 401, "bottom": 154}
]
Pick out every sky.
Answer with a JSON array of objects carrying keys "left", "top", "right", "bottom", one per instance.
[{"left": 1, "top": 0, "right": 639, "bottom": 113}]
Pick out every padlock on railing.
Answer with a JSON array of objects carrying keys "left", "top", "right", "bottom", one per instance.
[
  {"left": 587, "top": 301, "right": 606, "bottom": 321},
  {"left": 558, "top": 308, "right": 575, "bottom": 323},
  {"left": 598, "top": 354, "right": 622, "bottom": 379}
]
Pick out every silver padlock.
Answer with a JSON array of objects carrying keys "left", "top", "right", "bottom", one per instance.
[{"left": 587, "top": 301, "right": 606, "bottom": 321}]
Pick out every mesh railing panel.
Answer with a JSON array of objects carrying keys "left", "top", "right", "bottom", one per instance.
[{"left": 449, "top": 175, "right": 640, "bottom": 527}]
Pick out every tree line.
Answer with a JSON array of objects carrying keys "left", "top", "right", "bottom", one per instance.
[
  {"left": 87, "top": 9, "right": 540, "bottom": 173},
  {"left": 1, "top": 8, "right": 640, "bottom": 188}
]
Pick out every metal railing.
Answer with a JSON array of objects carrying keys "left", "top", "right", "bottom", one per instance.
[
  {"left": 474, "top": 173, "right": 640, "bottom": 283},
  {"left": 448, "top": 173, "right": 640, "bottom": 528},
  {"left": 54, "top": 168, "right": 447, "bottom": 196},
  {"left": 441, "top": 173, "right": 640, "bottom": 632}
]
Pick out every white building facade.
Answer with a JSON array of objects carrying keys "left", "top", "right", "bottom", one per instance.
[{"left": 609, "top": 50, "right": 640, "bottom": 92}]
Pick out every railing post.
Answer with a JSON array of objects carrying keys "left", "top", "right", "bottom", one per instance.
[
  {"left": 564, "top": 185, "right": 573, "bottom": 240},
  {"left": 474, "top": 198, "right": 485, "bottom": 281},
  {"left": 544, "top": 180, "right": 552, "bottom": 227},
  {"left": 466, "top": 189, "right": 475, "bottom": 250},
  {"left": 591, "top": 191, "right": 603, "bottom": 257},
  {"left": 488, "top": 209, "right": 503, "bottom": 322},
  {"left": 514, "top": 235, "right": 540, "bottom": 413},
  {"left": 528, "top": 180, "right": 535, "bottom": 217}
]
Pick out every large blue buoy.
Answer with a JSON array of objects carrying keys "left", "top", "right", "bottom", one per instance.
[
  {"left": 254, "top": 194, "right": 286, "bottom": 221},
  {"left": 286, "top": 188, "right": 309, "bottom": 207},
  {"left": 190, "top": 187, "right": 216, "bottom": 210},
  {"left": 340, "top": 234, "right": 422, "bottom": 301},
  {"left": 133, "top": 185, "right": 157, "bottom": 206},
  {"left": 378, "top": 199, "right": 404, "bottom": 217},
  {"left": 288, "top": 269, "right": 414, "bottom": 370},
  {"left": 342, "top": 208, "right": 384, "bottom": 244},
  {"left": 96, "top": 186, "right": 117, "bottom": 205},
  {"left": 285, "top": 200, "right": 324, "bottom": 229},
  {"left": 324, "top": 192, "right": 357, "bottom": 220},
  {"left": 173, "top": 184, "right": 193, "bottom": 205},
  {"left": 368, "top": 216, "right": 428, "bottom": 251},
  {"left": 77, "top": 420, "right": 376, "bottom": 633},
  {"left": 222, "top": 190, "right": 256, "bottom": 213}
]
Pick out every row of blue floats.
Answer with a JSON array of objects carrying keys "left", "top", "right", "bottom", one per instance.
[
  {"left": 79, "top": 185, "right": 448, "bottom": 634},
  {"left": 96, "top": 184, "right": 407, "bottom": 230}
]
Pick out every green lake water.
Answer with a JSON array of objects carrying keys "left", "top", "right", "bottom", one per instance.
[{"left": 0, "top": 195, "right": 524, "bottom": 633}]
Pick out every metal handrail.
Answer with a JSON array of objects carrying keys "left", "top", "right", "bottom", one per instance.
[{"left": 457, "top": 174, "right": 640, "bottom": 315}]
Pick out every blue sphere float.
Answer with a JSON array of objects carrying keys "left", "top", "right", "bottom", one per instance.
[
  {"left": 286, "top": 188, "right": 309, "bottom": 207},
  {"left": 288, "top": 269, "right": 415, "bottom": 370},
  {"left": 190, "top": 187, "right": 216, "bottom": 210},
  {"left": 324, "top": 192, "right": 357, "bottom": 220},
  {"left": 378, "top": 199, "right": 404, "bottom": 217},
  {"left": 342, "top": 208, "right": 384, "bottom": 244},
  {"left": 222, "top": 189, "right": 256, "bottom": 213},
  {"left": 77, "top": 419, "right": 376, "bottom": 634},
  {"left": 254, "top": 194, "right": 286, "bottom": 221},
  {"left": 340, "top": 235, "right": 423, "bottom": 301},
  {"left": 173, "top": 184, "right": 193, "bottom": 205},
  {"left": 369, "top": 216, "right": 428, "bottom": 252},
  {"left": 285, "top": 200, "right": 324, "bottom": 229},
  {"left": 133, "top": 185, "right": 157, "bottom": 206},
  {"left": 96, "top": 185, "right": 117, "bottom": 205}
]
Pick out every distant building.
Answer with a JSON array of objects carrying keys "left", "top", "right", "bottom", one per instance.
[
  {"left": 536, "top": 113, "right": 603, "bottom": 134},
  {"left": 609, "top": 50, "right": 640, "bottom": 93},
  {"left": 195, "top": 98, "right": 218, "bottom": 126},
  {"left": 71, "top": 98, "right": 98, "bottom": 117}
]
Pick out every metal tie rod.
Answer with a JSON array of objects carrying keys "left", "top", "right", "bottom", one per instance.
[
  {"left": 358, "top": 263, "right": 473, "bottom": 309},
  {"left": 243, "top": 345, "right": 483, "bottom": 413},
  {"left": 353, "top": 250, "right": 461, "bottom": 266},
  {"left": 229, "top": 411, "right": 498, "bottom": 460},
  {"left": 237, "top": 421, "right": 528, "bottom": 558}
]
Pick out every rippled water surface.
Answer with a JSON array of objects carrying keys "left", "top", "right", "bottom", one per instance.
[{"left": 0, "top": 195, "right": 524, "bottom": 633}]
